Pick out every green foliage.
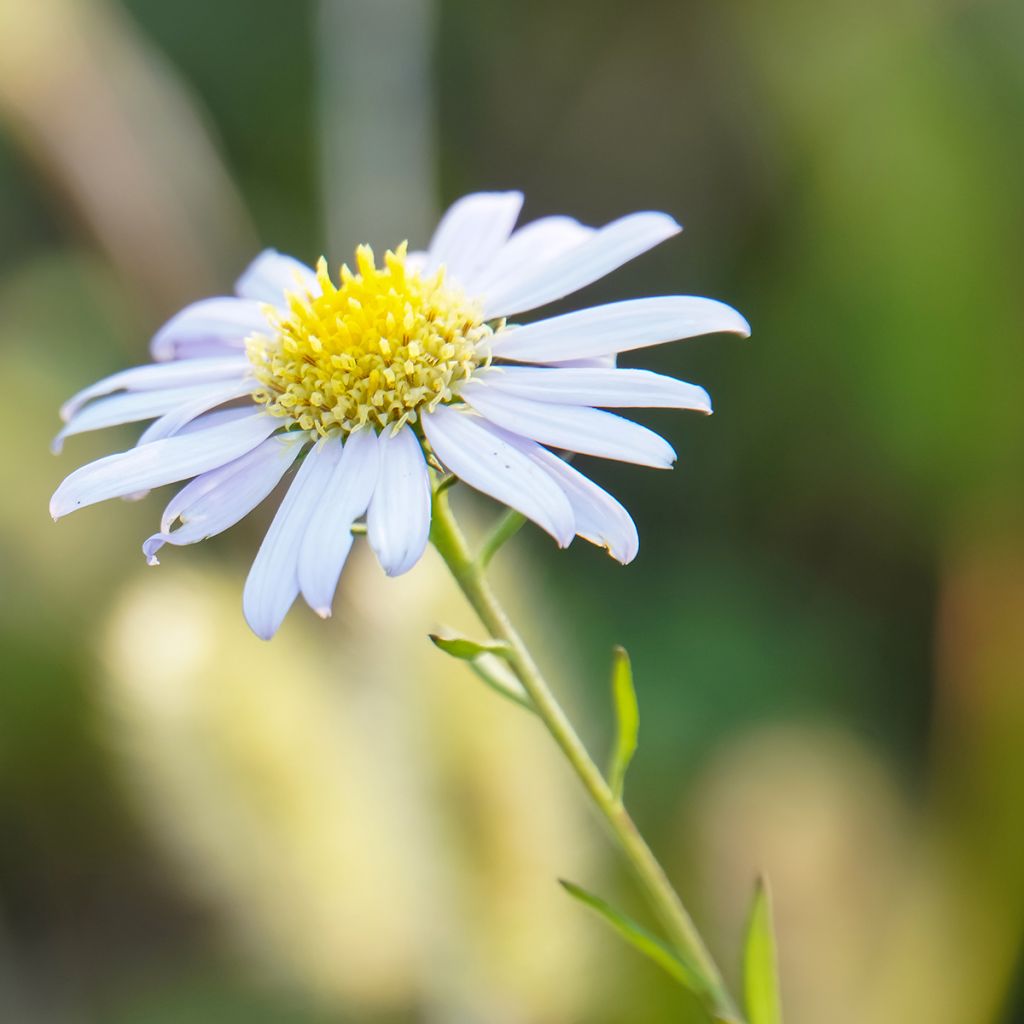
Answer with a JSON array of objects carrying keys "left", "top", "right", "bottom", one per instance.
[
  {"left": 428, "top": 632, "right": 531, "bottom": 711},
  {"left": 558, "top": 879, "right": 702, "bottom": 993},
  {"left": 428, "top": 632, "right": 510, "bottom": 661},
  {"left": 743, "top": 877, "right": 783, "bottom": 1024},
  {"left": 607, "top": 645, "right": 639, "bottom": 802}
]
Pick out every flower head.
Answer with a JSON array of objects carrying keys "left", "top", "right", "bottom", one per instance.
[{"left": 51, "top": 192, "right": 749, "bottom": 639}]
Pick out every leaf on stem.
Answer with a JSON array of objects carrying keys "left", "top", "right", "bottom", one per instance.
[
  {"left": 477, "top": 508, "right": 527, "bottom": 568},
  {"left": 428, "top": 631, "right": 532, "bottom": 711},
  {"left": 607, "top": 645, "right": 639, "bottom": 801},
  {"left": 429, "top": 632, "right": 511, "bottom": 661},
  {"left": 559, "top": 879, "right": 702, "bottom": 991},
  {"left": 743, "top": 876, "right": 783, "bottom": 1024}
]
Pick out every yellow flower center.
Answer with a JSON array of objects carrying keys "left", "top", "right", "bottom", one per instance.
[{"left": 246, "top": 243, "right": 492, "bottom": 435}]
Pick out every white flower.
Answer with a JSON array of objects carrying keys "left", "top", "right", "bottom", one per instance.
[{"left": 51, "top": 192, "right": 749, "bottom": 639}]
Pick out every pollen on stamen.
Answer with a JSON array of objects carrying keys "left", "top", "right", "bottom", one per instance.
[{"left": 246, "top": 242, "right": 493, "bottom": 436}]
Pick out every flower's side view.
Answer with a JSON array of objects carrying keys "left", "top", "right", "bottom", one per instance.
[
  {"left": 50, "top": 191, "right": 748, "bottom": 640},
  {"left": 49, "top": 189, "right": 772, "bottom": 1023}
]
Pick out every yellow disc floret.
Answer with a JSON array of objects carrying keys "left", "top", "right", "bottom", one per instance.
[{"left": 246, "top": 243, "right": 492, "bottom": 435}]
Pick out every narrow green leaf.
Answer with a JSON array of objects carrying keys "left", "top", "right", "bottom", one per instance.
[
  {"left": 429, "top": 633, "right": 532, "bottom": 711},
  {"left": 467, "top": 654, "right": 534, "bottom": 712},
  {"left": 743, "top": 877, "right": 783, "bottom": 1024},
  {"left": 477, "top": 509, "right": 527, "bottom": 567},
  {"left": 607, "top": 645, "right": 639, "bottom": 801},
  {"left": 559, "top": 879, "right": 702, "bottom": 992},
  {"left": 429, "top": 632, "right": 511, "bottom": 661}
]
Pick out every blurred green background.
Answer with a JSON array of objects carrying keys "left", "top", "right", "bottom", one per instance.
[{"left": 1, "top": 0, "right": 1023, "bottom": 1021}]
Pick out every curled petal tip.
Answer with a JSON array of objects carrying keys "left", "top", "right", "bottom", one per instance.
[
  {"left": 314, "top": 606, "right": 332, "bottom": 620},
  {"left": 142, "top": 536, "right": 166, "bottom": 565}
]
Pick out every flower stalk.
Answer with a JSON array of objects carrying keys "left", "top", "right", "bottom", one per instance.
[{"left": 429, "top": 485, "right": 741, "bottom": 1021}]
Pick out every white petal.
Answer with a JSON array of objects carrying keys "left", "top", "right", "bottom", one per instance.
[
  {"left": 473, "top": 367, "right": 711, "bottom": 413},
  {"left": 174, "top": 407, "right": 257, "bottom": 435},
  {"left": 458, "top": 387, "right": 676, "bottom": 469},
  {"left": 547, "top": 354, "right": 617, "bottom": 369},
  {"left": 243, "top": 436, "right": 343, "bottom": 640},
  {"left": 490, "top": 296, "right": 750, "bottom": 363},
  {"left": 144, "top": 432, "right": 307, "bottom": 564},
  {"left": 366, "top": 426, "right": 432, "bottom": 577},
  {"left": 50, "top": 413, "right": 280, "bottom": 519},
  {"left": 52, "top": 379, "right": 252, "bottom": 454},
  {"left": 426, "top": 191, "right": 524, "bottom": 287},
  {"left": 421, "top": 406, "right": 574, "bottom": 546},
  {"left": 482, "top": 211, "right": 681, "bottom": 318},
  {"left": 60, "top": 356, "right": 250, "bottom": 422},
  {"left": 157, "top": 437, "right": 283, "bottom": 533},
  {"left": 485, "top": 424, "right": 639, "bottom": 563},
  {"left": 298, "top": 428, "right": 379, "bottom": 615},
  {"left": 135, "top": 380, "right": 258, "bottom": 445},
  {"left": 235, "top": 249, "right": 318, "bottom": 305},
  {"left": 404, "top": 250, "right": 429, "bottom": 275},
  {"left": 122, "top": 406, "right": 257, "bottom": 505},
  {"left": 150, "top": 297, "right": 270, "bottom": 362},
  {"left": 470, "top": 215, "right": 595, "bottom": 296}
]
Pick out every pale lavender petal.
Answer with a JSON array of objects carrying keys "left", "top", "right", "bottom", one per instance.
[
  {"left": 491, "top": 425, "right": 639, "bottom": 563},
  {"left": 135, "top": 379, "right": 259, "bottom": 445},
  {"left": 143, "top": 432, "right": 307, "bottom": 564},
  {"left": 242, "top": 436, "right": 343, "bottom": 641},
  {"left": 547, "top": 354, "right": 617, "bottom": 369},
  {"left": 421, "top": 406, "right": 574, "bottom": 546},
  {"left": 50, "top": 413, "right": 280, "bottom": 519},
  {"left": 235, "top": 249, "right": 318, "bottom": 304},
  {"left": 459, "top": 386, "right": 675, "bottom": 468},
  {"left": 150, "top": 297, "right": 270, "bottom": 361},
  {"left": 298, "top": 428, "right": 379, "bottom": 615},
  {"left": 426, "top": 191, "right": 524, "bottom": 287},
  {"left": 174, "top": 407, "right": 257, "bottom": 435},
  {"left": 472, "top": 367, "right": 711, "bottom": 413},
  {"left": 471, "top": 215, "right": 595, "bottom": 297},
  {"left": 482, "top": 212, "right": 681, "bottom": 319},
  {"left": 366, "top": 426, "right": 432, "bottom": 576},
  {"left": 490, "top": 296, "right": 751, "bottom": 363},
  {"left": 404, "top": 250, "right": 429, "bottom": 275},
  {"left": 124, "top": 405, "right": 257, "bottom": 504},
  {"left": 53, "top": 379, "right": 252, "bottom": 454},
  {"left": 60, "top": 356, "right": 250, "bottom": 422}
]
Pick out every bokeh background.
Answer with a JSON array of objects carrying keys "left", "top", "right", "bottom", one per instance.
[{"left": 1, "top": 0, "right": 1023, "bottom": 1021}]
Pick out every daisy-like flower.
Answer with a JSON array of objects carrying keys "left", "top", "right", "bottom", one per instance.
[{"left": 51, "top": 192, "right": 749, "bottom": 639}]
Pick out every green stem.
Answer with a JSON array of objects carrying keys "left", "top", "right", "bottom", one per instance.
[{"left": 430, "top": 488, "right": 740, "bottom": 1021}]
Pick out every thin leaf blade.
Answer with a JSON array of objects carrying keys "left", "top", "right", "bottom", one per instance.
[
  {"left": 429, "top": 632, "right": 531, "bottom": 711},
  {"left": 559, "top": 879, "right": 702, "bottom": 992},
  {"left": 743, "top": 877, "right": 783, "bottom": 1024},
  {"left": 608, "top": 645, "right": 639, "bottom": 801},
  {"left": 429, "top": 632, "right": 510, "bottom": 661}
]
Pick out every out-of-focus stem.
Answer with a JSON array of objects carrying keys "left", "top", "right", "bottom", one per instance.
[{"left": 430, "top": 487, "right": 740, "bottom": 1022}]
